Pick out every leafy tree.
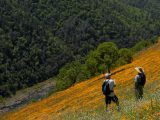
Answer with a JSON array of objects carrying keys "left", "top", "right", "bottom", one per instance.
[{"left": 96, "top": 42, "right": 119, "bottom": 73}]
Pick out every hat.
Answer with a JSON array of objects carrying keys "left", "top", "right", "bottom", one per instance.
[
  {"left": 135, "top": 67, "right": 144, "bottom": 73},
  {"left": 105, "top": 73, "right": 111, "bottom": 79}
]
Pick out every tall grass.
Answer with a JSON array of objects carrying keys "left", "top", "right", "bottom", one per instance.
[{"left": 62, "top": 80, "right": 160, "bottom": 120}]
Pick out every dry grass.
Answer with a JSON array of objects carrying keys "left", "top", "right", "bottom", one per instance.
[
  {"left": 63, "top": 89, "right": 160, "bottom": 120},
  {"left": 1, "top": 38, "right": 160, "bottom": 120}
]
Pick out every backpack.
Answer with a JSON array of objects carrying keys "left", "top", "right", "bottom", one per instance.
[
  {"left": 139, "top": 73, "right": 146, "bottom": 86},
  {"left": 102, "top": 80, "right": 112, "bottom": 95}
]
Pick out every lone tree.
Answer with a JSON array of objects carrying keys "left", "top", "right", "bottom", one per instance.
[
  {"left": 96, "top": 42, "right": 119, "bottom": 73},
  {"left": 86, "top": 42, "right": 119, "bottom": 74}
]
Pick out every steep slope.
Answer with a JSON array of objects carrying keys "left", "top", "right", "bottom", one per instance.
[{"left": 2, "top": 38, "right": 160, "bottom": 119}]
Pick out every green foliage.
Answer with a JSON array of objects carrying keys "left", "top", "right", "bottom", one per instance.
[
  {"left": 0, "top": 95, "right": 5, "bottom": 102},
  {"left": 150, "top": 36, "right": 159, "bottom": 43},
  {"left": 56, "top": 38, "right": 157, "bottom": 91},
  {"left": 86, "top": 51, "right": 99, "bottom": 75},
  {"left": 0, "top": 0, "right": 72, "bottom": 97},
  {"left": 97, "top": 42, "right": 119, "bottom": 72},
  {"left": 56, "top": 61, "right": 91, "bottom": 91},
  {"left": 116, "top": 48, "right": 133, "bottom": 66},
  {"left": 30, "top": 98, "right": 38, "bottom": 103},
  {"left": 131, "top": 40, "right": 152, "bottom": 53},
  {"left": 86, "top": 42, "right": 119, "bottom": 74},
  {"left": 56, "top": 42, "right": 122, "bottom": 91},
  {"left": 98, "top": 64, "right": 107, "bottom": 74},
  {"left": 76, "top": 65, "right": 91, "bottom": 82}
]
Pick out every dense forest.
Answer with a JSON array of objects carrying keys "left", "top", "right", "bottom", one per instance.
[{"left": 0, "top": 0, "right": 160, "bottom": 97}]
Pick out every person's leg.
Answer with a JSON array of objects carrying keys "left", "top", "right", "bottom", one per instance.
[
  {"left": 112, "top": 95, "right": 120, "bottom": 111},
  {"left": 139, "top": 86, "right": 143, "bottom": 99},
  {"left": 105, "top": 95, "right": 111, "bottom": 111},
  {"left": 135, "top": 83, "right": 142, "bottom": 100},
  {"left": 135, "top": 88, "right": 140, "bottom": 100}
]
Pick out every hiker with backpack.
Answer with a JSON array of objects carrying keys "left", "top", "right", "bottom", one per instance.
[
  {"left": 134, "top": 67, "right": 146, "bottom": 100},
  {"left": 102, "top": 73, "right": 120, "bottom": 112}
]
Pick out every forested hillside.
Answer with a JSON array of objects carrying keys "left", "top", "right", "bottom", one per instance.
[
  {"left": 124, "top": 0, "right": 160, "bottom": 19},
  {"left": 0, "top": 0, "right": 160, "bottom": 97},
  {"left": 0, "top": 0, "right": 72, "bottom": 97}
]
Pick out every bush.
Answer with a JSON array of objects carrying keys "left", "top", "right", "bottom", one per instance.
[
  {"left": 56, "top": 61, "right": 91, "bottom": 91},
  {"left": 116, "top": 48, "right": 133, "bottom": 66},
  {"left": 131, "top": 40, "right": 152, "bottom": 53}
]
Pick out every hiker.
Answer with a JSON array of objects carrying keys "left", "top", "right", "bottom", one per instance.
[
  {"left": 102, "top": 73, "right": 120, "bottom": 112},
  {"left": 134, "top": 67, "right": 146, "bottom": 100}
]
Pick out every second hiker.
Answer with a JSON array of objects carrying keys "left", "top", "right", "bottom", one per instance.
[
  {"left": 134, "top": 67, "right": 146, "bottom": 100},
  {"left": 102, "top": 73, "right": 120, "bottom": 112}
]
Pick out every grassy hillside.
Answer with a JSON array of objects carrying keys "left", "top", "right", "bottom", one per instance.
[{"left": 2, "top": 38, "right": 160, "bottom": 119}]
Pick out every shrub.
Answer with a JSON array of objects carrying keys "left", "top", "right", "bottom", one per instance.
[{"left": 131, "top": 40, "right": 152, "bottom": 53}]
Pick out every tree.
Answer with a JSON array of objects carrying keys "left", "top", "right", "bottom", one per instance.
[
  {"left": 96, "top": 42, "right": 119, "bottom": 73},
  {"left": 86, "top": 51, "right": 99, "bottom": 75}
]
